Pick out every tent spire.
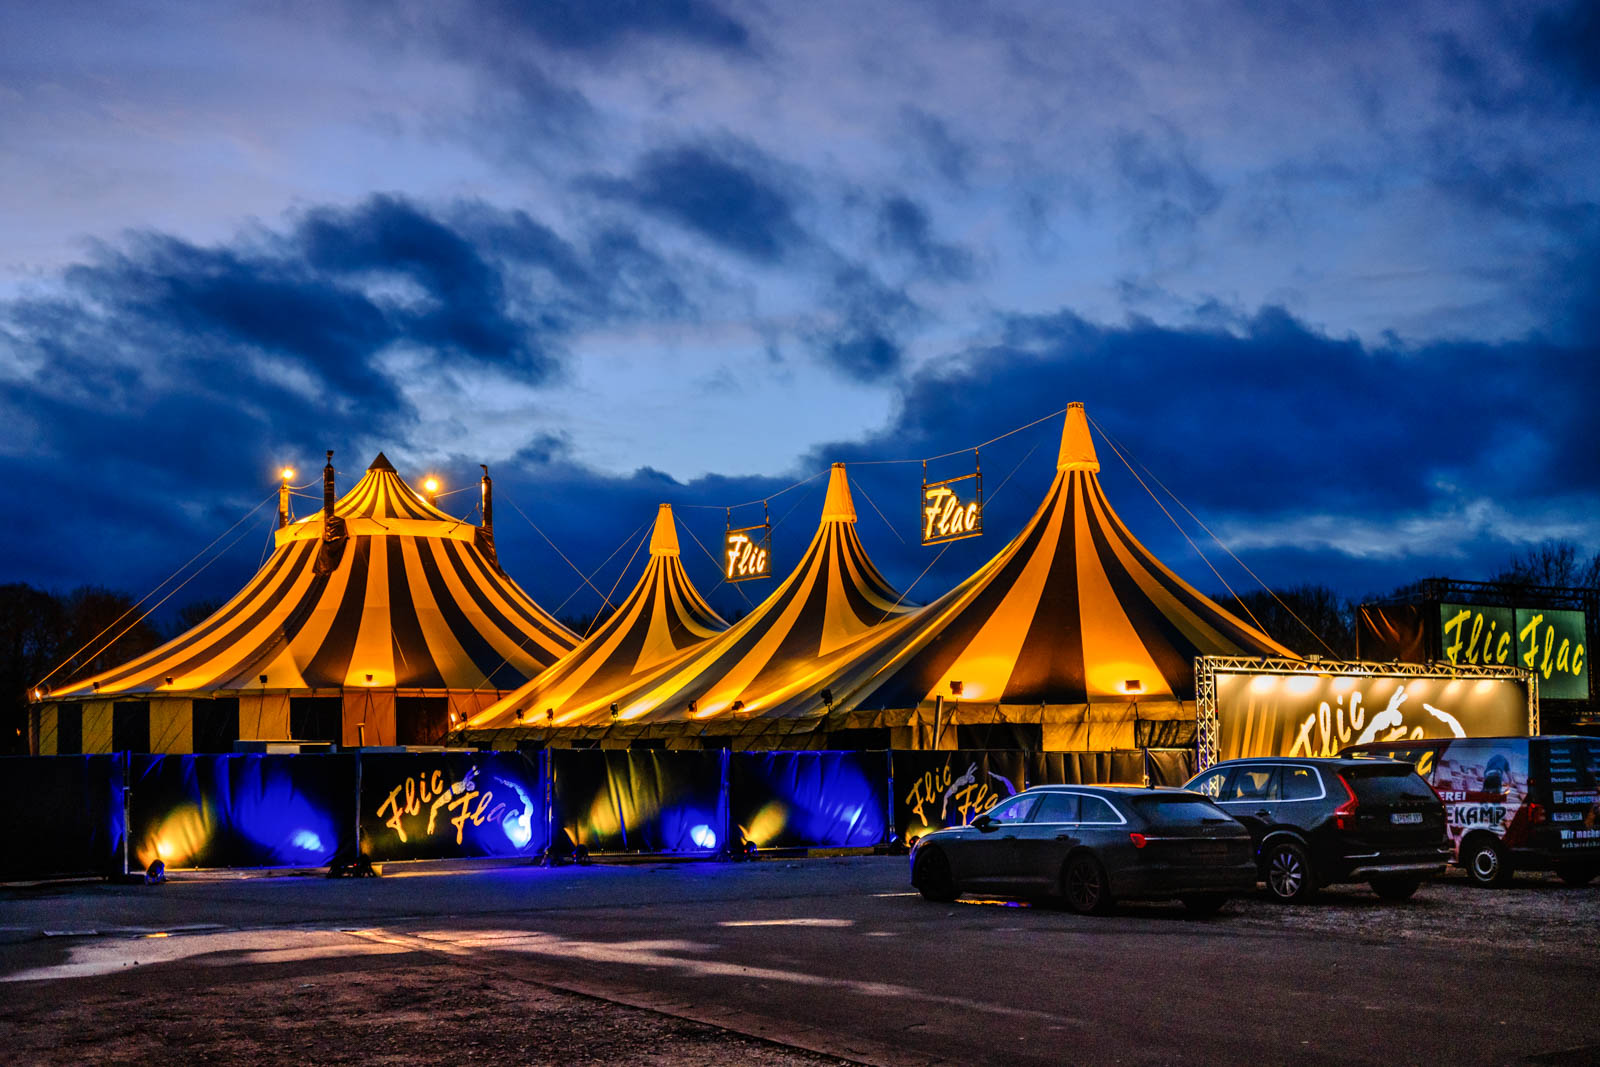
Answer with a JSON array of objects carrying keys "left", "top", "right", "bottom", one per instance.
[
  {"left": 322, "top": 451, "right": 336, "bottom": 512},
  {"left": 649, "top": 503, "right": 681, "bottom": 557},
  {"left": 821, "top": 463, "right": 857, "bottom": 522},
  {"left": 1057, "top": 402, "right": 1100, "bottom": 473}
]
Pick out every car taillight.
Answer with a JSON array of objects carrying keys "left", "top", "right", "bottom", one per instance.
[
  {"left": 1334, "top": 774, "right": 1360, "bottom": 831},
  {"left": 1526, "top": 802, "right": 1546, "bottom": 825},
  {"left": 1129, "top": 832, "right": 1147, "bottom": 849}
]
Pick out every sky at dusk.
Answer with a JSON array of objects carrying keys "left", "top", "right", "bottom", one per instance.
[{"left": 2, "top": 1, "right": 1598, "bottom": 627}]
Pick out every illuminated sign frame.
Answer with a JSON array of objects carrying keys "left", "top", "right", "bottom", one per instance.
[
  {"left": 1194, "top": 656, "right": 1538, "bottom": 771},
  {"left": 921, "top": 456, "right": 983, "bottom": 546},
  {"left": 1439, "top": 602, "right": 1589, "bottom": 701},
  {"left": 723, "top": 504, "right": 772, "bottom": 583}
]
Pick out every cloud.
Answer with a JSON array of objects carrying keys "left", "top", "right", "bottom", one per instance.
[
  {"left": 876, "top": 195, "right": 973, "bottom": 281},
  {"left": 469, "top": 0, "right": 750, "bottom": 58},
  {"left": 585, "top": 144, "right": 806, "bottom": 263}
]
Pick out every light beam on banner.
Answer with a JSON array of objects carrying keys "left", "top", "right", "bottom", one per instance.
[
  {"left": 920, "top": 451, "right": 982, "bottom": 546},
  {"left": 723, "top": 502, "right": 772, "bottom": 583}
]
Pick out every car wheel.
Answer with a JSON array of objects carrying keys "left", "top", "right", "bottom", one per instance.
[
  {"left": 1264, "top": 841, "right": 1317, "bottom": 903},
  {"left": 1463, "top": 837, "right": 1512, "bottom": 888},
  {"left": 1369, "top": 876, "right": 1423, "bottom": 901},
  {"left": 1555, "top": 860, "right": 1598, "bottom": 887},
  {"left": 1061, "top": 853, "right": 1114, "bottom": 915},
  {"left": 1180, "top": 893, "right": 1229, "bottom": 917},
  {"left": 913, "top": 848, "right": 957, "bottom": 902}
]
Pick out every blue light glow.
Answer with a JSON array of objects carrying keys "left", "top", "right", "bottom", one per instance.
[
  {"left": 689, "top": 823, "right": 718, "bottom": 850},
  {"left": 290, "top": 829, "right": 324, "bottom": 853}
]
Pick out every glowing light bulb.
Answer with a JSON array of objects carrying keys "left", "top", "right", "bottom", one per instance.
[
  {"left": 280, "top": 467, "right": 295, "bottom": 481},
  {"left": 424, "top": 477, "right": 439, "bottom": 493}
]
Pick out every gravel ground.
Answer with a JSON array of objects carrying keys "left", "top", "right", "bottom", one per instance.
[
  {"left": 1215, "top": 868, "right": 1600, "bottom": 955},
  {"left": 0, "top": 958, "right": 857, "bottom": 1066}
]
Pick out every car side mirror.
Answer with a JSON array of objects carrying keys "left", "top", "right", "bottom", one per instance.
[{"left": 973, "top": 814, "right": 996, "bottom": 831}]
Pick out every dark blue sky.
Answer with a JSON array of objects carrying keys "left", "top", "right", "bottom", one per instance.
[{"left": 2, "top": 0, "right": 1597, "bottom": 623}]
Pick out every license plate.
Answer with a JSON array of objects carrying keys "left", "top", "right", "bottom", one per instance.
[
  {"left": 1551, "top": 811, "right": 1584, "bottom": 822},
  {"left": 1390, "top": 812, "right": 1423, "bottom": 825},
  {"left": 1190, "top": 843, "right": 1227, "bottom": 855}
]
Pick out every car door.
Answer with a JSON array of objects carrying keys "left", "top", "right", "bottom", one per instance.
[
  {"left": 1217, "top": 765, "right": 1281, "bottom": 842},
  {"left": 952, "top": 793, "right": 1039, "bottom": 890},
  {"left": 1006, "top": 791, "right": 1081, "bottom": 891}
]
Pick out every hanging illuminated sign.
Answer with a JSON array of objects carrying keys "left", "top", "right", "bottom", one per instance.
[
  {"left": 1441, "top": 603, "right": 1588, "bottom": 700},
  {"left": 921, "top": 456, "right": 982, "bottom": 546},
  {"left": 724, "top": 505, "right": 772, "bottom": 583}
]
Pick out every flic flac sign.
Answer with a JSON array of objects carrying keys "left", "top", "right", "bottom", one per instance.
[
  {"left": 1440, "top": 603, "right": 1588, "bottom": 700},
  {"left": 921, "top": 473, "right": 982, "bottom": 546},
  {"left": 723, "top": 524, "right": 772, "bottom": 582}
]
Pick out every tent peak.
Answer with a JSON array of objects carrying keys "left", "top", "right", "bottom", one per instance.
[
  {"left": 367, "top": 452, "right": 397, "bottom": 472},
  {"left": 1057, "top": 402, "right": 1100, "bottom": 473},
  {"left": 648, "top": 503, "right": 681, "bottom": 557},
  {"left": 821, "top": 462, "right": 857, "bottom": 523}
]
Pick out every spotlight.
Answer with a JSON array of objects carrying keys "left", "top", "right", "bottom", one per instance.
[
  {"left": 281, "top": 467, "right": 295, "bottom": 481},
  {"left": 144, "top": 860, "right": 166, "bottom": 885},
  {"left": 948, "top": 680, "right": 963, "bottom": 697},
  {"left": 259, "top": 675, "right": 268, "bottom": 685},
  {"left": 92, "top": 681, "right": 100, "bottom": 691},
  {"left": 731, "top": 700, "right": 745, "bottom": 713},
  {"left": 820, "top": 688, "right": 834, "bottom": 711},
  {"left": 610, "top": 702, "right": 619, "bottom": 720},
  {"left": 1122, "top": 679, "right": 1142, "bottom": 694},
  {"left": 365, "top": 673, "right": 374, "bottom": 684},
  {"left": 687, "top": 699, "right": 697, "bottom": 714},
  {"left": 164, "top": 676, "right": 174, "bottom": 686},
  {"left": 424, "top": 477, "right": 439, "bottom": 493},
  {"left": 449, "top": 711, "right": 459, "bottom": 724},
  {"left": 546, "top": 708, "right": 554, "bottom": 723}
]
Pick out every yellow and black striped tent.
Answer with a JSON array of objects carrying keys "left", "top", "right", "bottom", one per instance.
[
  {"left": 816, "top": 402, "right": 1296, "bottom": 748},
  {"left": 469, "top": 464, "right": 916, "bottom": 743},
  {"left": 467, "top": 503, "right": 727, "bottom": 730},
  {"left": 33, "top": 454, "right": 576, "bottom": 752}
]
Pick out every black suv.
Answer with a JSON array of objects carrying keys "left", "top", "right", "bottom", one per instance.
[{"left": 1184, "top": 757, "right": 1448, "bottom": 902}]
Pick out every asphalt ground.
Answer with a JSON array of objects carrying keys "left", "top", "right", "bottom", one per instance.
[{"left": 2, "top": 858, "right": 1597, "bottom": 1066}]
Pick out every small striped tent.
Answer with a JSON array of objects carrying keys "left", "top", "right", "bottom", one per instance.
[
  {"left": 817, "top": 403, "right": 1296, "bottom": 748},
  {"left": 33, "top": 454, "right": 577, "bottom": 753},
  {"left": 467, "top": 503, "right": 727, "bottom": 730},
  {"left": 470, "top": 464, "right": 916, "bottom": 745}
]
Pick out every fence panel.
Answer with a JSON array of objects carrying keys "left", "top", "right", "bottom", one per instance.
[
  {"left": 128, "top": 754, "right": 354, "bottom": 870},
  {"left": 0, "top": 755, "right": 123, "bottom": 879},
  {"left": 550, "top": 749, "right": 724, "bottom": 854},
  {"left": 360, "top": 751, "right": 547, "bottom": 861},
  {"left": 891, "top": 750, "right": 1025, "bottom": 843},
  {"left": 729, "top": 750, "right": 888, "bottom": 850}
]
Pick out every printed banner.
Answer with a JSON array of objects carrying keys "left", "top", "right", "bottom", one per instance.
[
  {"left": 360, "top": 752, "right": 547, "bottom": 862},
  {"left": 891, "top": 750, "right": 1024, "bottom": 842},
  {"left": 729, "top": 751, "right": 888, "bottom": 850},
  {"left": 551, "top": 749, "right": 725, "bottom": 854},
  {"left": 1027, "top": 751, "right": 1146, "bottom": 787},
  {"left": 1214, "top": 671, "right": 1529, "bottom": 762},
  {"left": 1515, "top": 607, "right": 1588, "bottom": 700},
  {"left": 128, "top": 754, "right": 355, "bottom": 870}
]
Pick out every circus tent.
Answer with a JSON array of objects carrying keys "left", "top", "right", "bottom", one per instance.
[
  {"left": 812, "top": 402, "right": 1296, "bottom": 749},
  {"left": 464, "top": 464, "right": 918, "bottom": 746},
  {"left": 32, "top": 454, "right": 577, "bottom": 754},
  {"left": 463, "top": 503, "right": 727, "bottom": 732}
]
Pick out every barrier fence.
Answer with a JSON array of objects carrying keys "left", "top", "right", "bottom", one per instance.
[{"left": 0, "top": 747, "right": 1195, "bottom": 880}]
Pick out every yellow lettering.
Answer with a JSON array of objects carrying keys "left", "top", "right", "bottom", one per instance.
[
  {"left": 1556, "top": 639, "right": 1571, "bottom": 675},
  {"left": 1442, "top": 609, "right": 1471, "bottom": 664},
  {"left": 1495, "top": 630, "right": 1511, "bottom": 664},
  {"left": 1520, "top": 613, "right": 1544, "bottom": 669},
  {"left": 1466, "top": 612, "right": 1484, "bottom": 664},
  {"left": 1541, "top": 626, "right": 1555, "bottom": 679},
  {"left": 1574, "top": 643, "right": 1585, "bottom": 676},
  {"left": 376, "top": 785, "right": 408, "bottom": 842}
]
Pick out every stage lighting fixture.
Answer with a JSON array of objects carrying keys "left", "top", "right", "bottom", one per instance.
[
  {"left": 1122, "top": 679, "right": 1142, "bottom": 694},
  {"left": 731, "top": 700, "right": 745, "bottom": 713},
  {"left": 610, "top": 702, "right": 619, "bottom": 719},
  {"left": 546, "top": 708, "right": 554, "bottom": 722},
  {"left": 949, "top": 680, "right": 963, "bottom": 697},
  {"left": 687, "top": 699, "right": 697, "bottom": 714},
  {"left": 259, "top": 675, "right": 268, "bottom": 685},
  {"left": 164, "top": 676, "right": 174, "bottom": 686}
]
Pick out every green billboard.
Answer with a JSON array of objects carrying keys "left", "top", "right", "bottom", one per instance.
[
  {"left": 1442, "top": 601, "right": 1590, "bottom": 699},
  {"left": 1515, "top": 607, "right": 1589, "bottom": 700}
]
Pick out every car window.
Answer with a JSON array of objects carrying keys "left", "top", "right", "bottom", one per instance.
[
  {"left": 1280, "top": 766, "right": 1322, "bottom": 801},
  {"left": 1032, "top": 792, "right": 1080, "bottom": 823},
  {"left": 984, "top": 795, "right": 1039, "bottom": 825},
  {"left": 1346, "top": 768, "right": 1436, "bottom": 805},
  {"left": 1228, "top": 768, "right": 1280, "bottom": 802},
  {"left": 1128, "top": 795, "right": 1231, "bottom": 826},
  {"left": 1077, "top": 796, "right": 1122, "bottom": 824},
  {"left": 1187, "top": 768, "right": 1232, "bottom": 799}
]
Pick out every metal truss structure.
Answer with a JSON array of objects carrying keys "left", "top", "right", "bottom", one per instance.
[{"left": 1192, "top": 655, "right": 1539, "bottom": 771}]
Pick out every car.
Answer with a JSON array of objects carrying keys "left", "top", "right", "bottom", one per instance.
[
  {"left": 1342, "top": 735, "right": 1600, "bottom": 888},
  {"left": 1184, "top": 757, "right": 1448, "bottom": 903},
  {"left": 908, "top": 785, "right": 1257, "bottom": 916}
]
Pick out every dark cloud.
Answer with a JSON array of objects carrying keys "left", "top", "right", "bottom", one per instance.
[
  {"left": 901, "top": 107, "right": 974, "bottom": 186},
  {"left": 586, "top": 144, "right": 806, "bottom": 263},
  {"left": 473, "top": 0, "right": 749, "bottom": 57},
  {"left": 1528, "top": 0, "right": 1600, "bottom": 101},
  {"left": 810, "top": 263, "right": 920, "bottom": 383},
  {"left": 876, "top": 195, "right": 974, "bottom": 281},
  {"left": 0, "top": 194, "right": 695, "bottom": 602},
  {"left": 824, "top": 332, "right": 903, "bottom": 383},
  {"left": 1111, "top": 123, "right": 1222, "bottom": 242}
]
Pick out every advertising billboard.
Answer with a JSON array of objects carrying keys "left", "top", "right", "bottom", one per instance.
[
  {"left": 1437, "top": 602, "right": 1588, "bottom": 701},
  {"left": 1210, "top": 669, "right": 1530, "bottom": 763}
]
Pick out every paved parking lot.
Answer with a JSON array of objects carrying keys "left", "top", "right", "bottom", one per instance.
[{"left": 2, "top": 858, "right": 1597, "bottom": 1065}]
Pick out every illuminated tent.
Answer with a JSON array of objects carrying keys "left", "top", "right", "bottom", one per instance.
[
  {"left": 467, "top": 464, "right": 916, "bottom": 745},
  {"left": 33, "top": 454, "right": 577, "bottom": 753},
  {"left": 813, "top": 402, "right": 1296, "bottom": 748},
  {"left": 465, "top": 504, "right": 728, "bottom": 729}
]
